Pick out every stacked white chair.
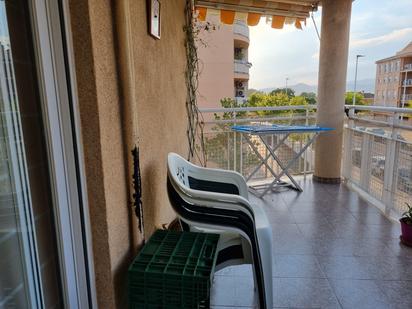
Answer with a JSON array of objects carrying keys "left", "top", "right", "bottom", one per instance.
[{"left": 167, "top": 153, "right": 273, "bottom": 309}]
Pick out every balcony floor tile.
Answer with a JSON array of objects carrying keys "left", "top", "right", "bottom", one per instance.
[
  {"left": 329, "top": 279, "right": 390, "bottom": 309},
  {"left": 210, "top": 178, "right": 412, "bottom": 308},
  {"left": 273, "top": 278, "right": 341, "bottom": 309}
]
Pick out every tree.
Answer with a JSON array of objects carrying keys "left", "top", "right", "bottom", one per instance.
[
  {"left": 345, "top": 92, "right": 367, "bottom": 105},
  {"left": 247, "top": 92, "right": 293, "bottom": 117},
  {"left": 288, "top": 96, "right": 308, "bottom": 114},
  {"left": 270, "top": 87, "right": 295, "bottom": 98},
  {"left": 205, "top": 97, "right": 260, "bottom": 172},
  {"left": 289, "top": 96, "right": 307, "bottom": 106},
  {"left": 246, "top": 88, "right": 260, "bottom": 96},
  {"left": 213, "top": 97, "right": 246, "bottom": 120},
  {"left": 247, "top": 92, "right": 267, "bottom": 107},
  {"left": 300, "top": 92, "right": 317, "bottom": 105}
]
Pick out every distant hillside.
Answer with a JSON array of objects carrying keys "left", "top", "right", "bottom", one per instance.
[
  {"left": 260, "top": 83, "right": 316, "bottom": 95},
  {"left": 258, "top": 79, "right": 375, "bottom": 95},
  {"left": 346, "top": 79, "right": 375, "bottom": 93}
]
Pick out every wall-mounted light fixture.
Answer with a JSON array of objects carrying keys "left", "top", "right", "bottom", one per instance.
[{"left": 148, "top": 0, "right": 161, "bottom": 39}]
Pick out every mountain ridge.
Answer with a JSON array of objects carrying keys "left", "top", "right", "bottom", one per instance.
[{"left": 259, "top": 78, "right": 375, "bottom": 95}]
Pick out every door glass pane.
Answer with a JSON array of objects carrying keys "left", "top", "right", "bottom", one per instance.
[{"left": 0, "top": 0, "right": 63, "bottom": 308}]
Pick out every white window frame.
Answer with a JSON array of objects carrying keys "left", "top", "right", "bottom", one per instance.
[{"left": 29, "top": 0, "right": 96, "bottom": 308}]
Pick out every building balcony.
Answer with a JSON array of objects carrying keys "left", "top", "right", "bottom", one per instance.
[
  {"left": 402, "top": 94, "right": 412, "bottom": 101},
  {"left": 402, "top": 79, "right": 412, "bottom": 86},
  {"left": 233, "top": 21, "right": 249, "bottom": 46},
  {"left": 234, "top": 59, "right": 252, "bottom": 79},
  {"left": 198, "top": 104, "right": 412, "bottom": 307},
  {"left": 403, "top": 63, "right": 412, "bottom": 71},
  {"left": 235, "top": 96, "right": 248, "bottom": 104}
]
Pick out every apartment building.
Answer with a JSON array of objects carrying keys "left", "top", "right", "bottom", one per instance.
[
  {"left": 197, "top": 14, "right": 251, "bottom": 109},
  {"left": 374, "top": 42, "right": 412, "bottom": 107}
]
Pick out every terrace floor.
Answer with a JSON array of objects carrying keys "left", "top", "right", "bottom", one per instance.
[{"left": 210, "top": 177, "right": 412, "bottom": 309}]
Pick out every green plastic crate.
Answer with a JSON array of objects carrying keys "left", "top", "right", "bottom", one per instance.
[{"left": 128, "top": 230, "right": 220, "bottom": 309}]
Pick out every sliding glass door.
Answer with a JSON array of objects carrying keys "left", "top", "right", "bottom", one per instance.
[
  {"left": 0, "top": 0, "right": 63, "bottom": 307},
  {"left": 0, "top": 0, "right": 93, "bottom": 308}
]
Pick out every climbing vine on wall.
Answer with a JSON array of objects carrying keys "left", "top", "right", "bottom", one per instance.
[{"left": 183, "top": 0, "right": 208, "bottom": 166}]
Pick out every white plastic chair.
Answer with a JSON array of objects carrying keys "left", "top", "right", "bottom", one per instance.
[{"left": 167, "top": 153, "right": 273, "bottom": 309}]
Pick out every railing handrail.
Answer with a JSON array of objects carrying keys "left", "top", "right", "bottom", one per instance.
[
  {"left": 199, "top": 105, "right": 317, "bottom": 113},
  {"left": 345, "top": 104, "right": 412, "bottom": 114},
  {"left": 234, "top": 59, "right": 252, "bottom": 66},
  {"left": 200, "top": 104, "right": 412, "bottom": 115},
  {"left": 202, "top": 115, "right": 316, "bottom": 125}
]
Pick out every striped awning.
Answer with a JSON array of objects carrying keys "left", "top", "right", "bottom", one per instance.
[{"left": 195, "top": 0, "right": 319, "bottom": 29}]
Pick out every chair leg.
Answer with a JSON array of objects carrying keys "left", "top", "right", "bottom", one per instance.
[{"left": 257, "top": 228, "right": 273, "bottom": 309}]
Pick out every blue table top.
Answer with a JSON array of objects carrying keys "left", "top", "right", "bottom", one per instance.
[{"left": 231, "top": 124, "right": 334, "bottom": 134}]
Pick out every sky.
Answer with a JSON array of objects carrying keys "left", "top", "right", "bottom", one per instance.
[{"left": 248, "top": 0, "right": 412, "bottom": 90}]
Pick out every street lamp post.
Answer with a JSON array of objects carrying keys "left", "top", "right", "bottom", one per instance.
[
  {"left": 285, "top": 77, "right": 289, "bottom": 96},
  {"left": 353, "top": 54, "right": 365, "bottom": 105}
]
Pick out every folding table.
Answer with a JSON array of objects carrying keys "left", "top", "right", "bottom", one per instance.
[{"left": 231, "top": 124, "right": 333, "bottom": 197}]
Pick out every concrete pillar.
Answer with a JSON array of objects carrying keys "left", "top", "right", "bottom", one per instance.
[{"left": 314, "top": 0, "right": 352, "bottom": 183}]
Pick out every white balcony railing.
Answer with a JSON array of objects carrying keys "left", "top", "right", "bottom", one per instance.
[
  {"left": 234, "top": 59, "right": 252, "bottom": 75},
  {"left": 233, "top": 21, "right": 249, "bottom": 39},
  {"left": 343, "top": 105, "right": 412, "bottom": 218},
  {"left": 199, "top": 104, "right": 412, "bottom": 220},
  {"left": 402, "top": 94, "right": 412, "bottom": 101},
  {"left": 402, "top": 79, "right": 412, "bottom": 86},
  {"left": 404, "top": 63, "right": 412, "bottom": 71},
  {"left": 200, "top": 105, "right": 318, "bottom": 183}
]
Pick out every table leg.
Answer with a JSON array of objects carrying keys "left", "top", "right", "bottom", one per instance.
[
  {"left": 260, "top": 133, "right": 319, "bottom": 196},
  {"left": 245, "top": 134, "right": 289, "bottom": 182}
]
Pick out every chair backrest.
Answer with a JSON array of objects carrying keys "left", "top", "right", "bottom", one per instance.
[
  {"left": 168, "top": 153, "right": 243, "bottom": 196},
  {"left": 167, "top": 152, "right": 193, "bottom": 189}
]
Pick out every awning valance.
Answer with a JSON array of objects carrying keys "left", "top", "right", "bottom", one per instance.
[{"left": 195, "top": 0, "right": 319, "bottom": 29}]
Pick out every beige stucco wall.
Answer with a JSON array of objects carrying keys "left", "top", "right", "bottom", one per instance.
[
  {"left": 69, "top": 0, "right": 188, "bottom": 308},
  {"left": 127, "top": 0, "right": 188, "bottom": 238}
]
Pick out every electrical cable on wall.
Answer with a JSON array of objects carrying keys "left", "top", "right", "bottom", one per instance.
[{"left": 121, "top": 0, "right": 145, "bottom": 241}]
